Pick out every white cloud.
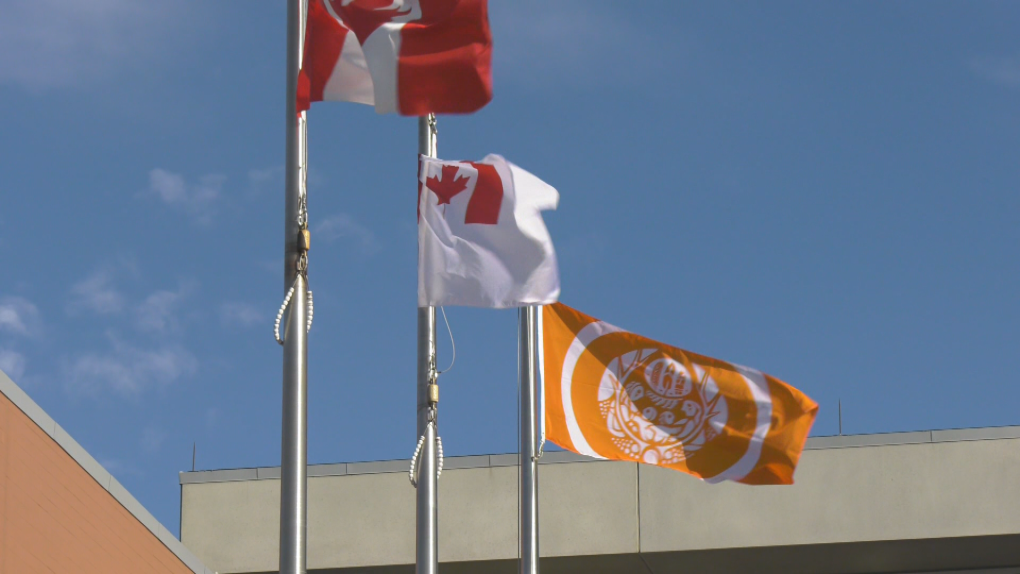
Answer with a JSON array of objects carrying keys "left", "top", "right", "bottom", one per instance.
[
  {"left": 68, "top": 270, "right": 124, "bottom": 315},
  {"left": 971, "top": 55, "right": 1020, "bottom": 89},
  {"left": 148, "top": 169, "right": 225, "bottom": 224},
  {"left": 64, "top": 269, "right": 201, "bottom": 398},
  {"left": 135, "top": 282, "right": 195, "bottom": 333},
  {"left": 0, "top": 349, "right": 27, "bottom": 381},
  {"left": 314, "top": 213, "right": 380, "bottom": 255},
  {"left": 65, "top": 335, "right": 197, "bottom": 396},
  {"left": 220, "top": 302, "right": 263, "bottom": 328},
  {"left": 0, "top": 296, "right": 42, "bottom": 337},
  {"left": 0, "top": 0, "right": 183, "bottom": 90}
]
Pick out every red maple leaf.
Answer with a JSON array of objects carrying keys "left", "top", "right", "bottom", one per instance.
[
  {"left": 426, "top": 165, "right": 470, "bottom": 205},
  {"left": 348, "top": 0, "right": 406, "bottom": 9},
  {"left": 329, "top": 1, "right": 412, "bottom": 43}
]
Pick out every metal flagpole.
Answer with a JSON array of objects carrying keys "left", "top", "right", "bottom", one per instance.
[
  {"left": 416, "top": 114, "right": 439, "bottom": 574},
  {"left": 519, "top": 305, "right": 540, "bottom": 574},
  {"left": 280, "top": 0, "right": 309, "bottom": 572}
]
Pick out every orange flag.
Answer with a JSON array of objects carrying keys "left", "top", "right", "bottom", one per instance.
[{"left": 542, "top": 303, "right": 818, "bottom": 485}]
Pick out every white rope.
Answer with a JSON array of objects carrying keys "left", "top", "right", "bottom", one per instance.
[
  {"left": 306, "top": 289, "right": 314, "bottom": 333},
  {"left": 436, "top": 306, "right": 456, "bottom": 375},
  {"left": 437, "top": 434, "right": 444, "bottom": 477},
  {"left": 408, "top": 421, "right": 443, "bottom": 487},
  {"left": 409, "top": 430, "right": 426, "bottom": 486},
  {"left": 274, "top": 279, "right": 313, "bottom": 345},
  {"left": 274, "top": 284, "right": 295, "bottom": 345}
]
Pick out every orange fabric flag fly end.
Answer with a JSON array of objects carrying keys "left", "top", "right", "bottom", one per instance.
[{"left": 542, "top": 303, "right": 818, "bottom": 485}]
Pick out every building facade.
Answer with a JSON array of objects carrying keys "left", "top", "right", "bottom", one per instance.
[
  {"left": 0, "top": 369, "right": 212, "bottom": 574},
  {"left": 181, "top": 425, "right": 1020, "bottom": 573}
]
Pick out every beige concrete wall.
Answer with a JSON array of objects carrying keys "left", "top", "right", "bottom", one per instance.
[
  {"left": 182, "top": 459, "right": 638, "bottom": 573},
  {"left": 181, "top": 436, "right": 1020, "bottom": 574},
  {"left": 638, "top": 438, "right": 1020, "bottom": 552},
  {"left": 438, "top": 465, "right": 516, "bottom": 562},
  {"left": 182, "top": 472, "right": 417, "bottom": 572},
  {"left": 538, "top": 460, "right": 638, "bottom": 558},
  {"left": 309, "top": 472, "right": 416, "bottom": 570},
  {"left": 181, "top": 479, "right": 281, "bottom": 573}
]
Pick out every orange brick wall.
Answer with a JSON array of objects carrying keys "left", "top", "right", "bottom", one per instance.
[{"left": 0, "top": 393, "right": 193, "bottom": 574}]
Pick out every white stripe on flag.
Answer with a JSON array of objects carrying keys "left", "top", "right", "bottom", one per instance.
[
  {"left": 361, "top": 23, "right": 405, "bottom": 114},
  {"left": 561, "top": 320, "right": 623, "bottom": 459},
  {"left": 705, "top": 365, "right": 773, "bottom": 483},
  {"left": 323, "top": 28, "right": 375, "bottom": 106}
]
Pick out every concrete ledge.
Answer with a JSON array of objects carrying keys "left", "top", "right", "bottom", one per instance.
[
  {"left": 638, "top": 535, "right": 1020, "bottom": 574},
  {"left": 932, "top": 426, "right": 1020, "bottom": 442},
  {"left": 179, "top": 425, "right": 1020, "bottom": 485},
  {"left": 235, "top": 536, "right": 1020, "bottom": 574},
  {"left": 538, "top": 450, "right": 599, "bottom": 464},
  {"left": 308, "top": 463, "right": 347, "bottom": 477},
  {"left": 256, "top": 466, "right": 281, "bottom": 479},
  {"left": 489, "top": 453, "right": 518, "bottom": 467},
  {"left": 180, "top": 468, "right": 259, "bottom": 484},
  {"left": 804, "top": 430, "right": 933, "bottom": 449},
  {"left": 347, "top": 459, "right": 407, "bottom": 475},
  {"left": 442, "top": 454, "right": 490, "bottom": 470}
]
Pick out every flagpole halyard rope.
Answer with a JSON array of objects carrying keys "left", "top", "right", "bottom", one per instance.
[
  {"left": 274, "top": 278, "right": 314, "bottom": 345},
  {"left": 436, "top": 434, "right": 444, "bottom": 476},
  {"left": 275, "top": 107, "right": 313, "bottom": 347},
  {"left": 436, "top": 306, "right": 456, "bottom": 374},
  {"left": 410, "top": 314, "right": 444, "bottom": 487},
  {"left": 408, "top": 428, "right": 427, "bottom": 486},
  {"left": 409, "top": 421, "right": 443, "bottom": 487},
  {"left": 306, "top": 289, "right": 314, "bottom": 333}
]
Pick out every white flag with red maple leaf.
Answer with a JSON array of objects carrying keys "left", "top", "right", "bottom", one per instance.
[{"left": 418, "top": 154, "right": 560, "bottom": 308}]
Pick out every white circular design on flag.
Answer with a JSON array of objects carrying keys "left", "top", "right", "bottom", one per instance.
[
  {"left": 562, "top": 326, "right": 773, "bottom": 481},
  {"left": 598, "top": 350, "right": 729, "bottom": 466}
]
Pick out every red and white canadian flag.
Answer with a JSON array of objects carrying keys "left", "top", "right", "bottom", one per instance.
[
  {"left": 418, "top": 155, "right": 560, "bottom": 308},
  {"left": 298, "top": 0, "right": 492, "bottom": 116}
]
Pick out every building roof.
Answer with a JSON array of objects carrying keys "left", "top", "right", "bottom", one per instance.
[
  {"left": 0, "top": 369, "right": 215, "bottom": 574},
  {"left": 179, "top": 423, "right": 1020, "bottom": 485}
]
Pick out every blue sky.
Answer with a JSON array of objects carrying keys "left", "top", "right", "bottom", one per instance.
[{"left": 1, "top": 1, "right": 1018, "bottom": 537}]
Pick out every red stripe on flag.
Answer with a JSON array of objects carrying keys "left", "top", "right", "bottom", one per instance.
[
  {"left": 465, "top": 162, "right": 502, "bottom": 224},
  {"left": 298, "top": 0, "right": 349, "bottom": 113},
  {"left": 397, "top": 0, "right": 492, "bottom": 116}
]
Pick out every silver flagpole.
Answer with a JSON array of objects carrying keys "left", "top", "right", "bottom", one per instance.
[
  {"left": 280, "top": 0, "right": 309, "bottom": 573},
  {"left": 519, "top": 305, "right": 540, "bottom": 574},
  {"left": 416, "top": 114, "right": 439, "bottom": 574}
]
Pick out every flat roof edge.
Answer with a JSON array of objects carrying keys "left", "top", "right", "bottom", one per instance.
[
  {"left": 0, "top": 369, "right": 216, "bottom": 574},
  {"left": 180, "top": 424, "right": 1020, "bottom": 485}
]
